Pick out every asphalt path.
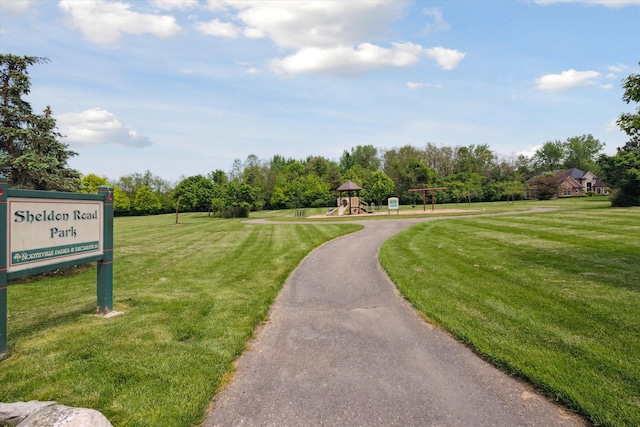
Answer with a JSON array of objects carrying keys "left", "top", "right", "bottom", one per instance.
[{"left": 203, "top": 216, "right": 589, "bottom": 427}]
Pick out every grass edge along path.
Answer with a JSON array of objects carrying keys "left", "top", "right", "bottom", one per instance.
[
  {"left": 0, "top": 213, "right": 361, "bottom": 426},
  {"left": 380, "top": 205, "right": 640, "bottom": 427}
]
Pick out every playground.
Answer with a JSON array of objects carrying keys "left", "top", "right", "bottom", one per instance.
[
  {"left": 318, "top": 180, "right": 465, "bottom": 218},
  {"left": 308, "top": 206, "right": 472, "bottom": 219}
]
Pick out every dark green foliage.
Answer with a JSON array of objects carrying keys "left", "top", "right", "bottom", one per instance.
[
  {"left": 599, "top": 148, "right": 640, "bottom": 207},
  {"left": 598, "top": 63, "right": 640, "bottom": 207},
  {"left": 339, "top": 144, "right": 381, "bottom": 173},
  {"left": 1, "top": 54, "right": 81, "bottom": 191},
  {"left": 173, "top": 175, "right": 218, "bottom": 212},
  {"left": 383, "top": 145, "right": 436, "bottom": 203}
]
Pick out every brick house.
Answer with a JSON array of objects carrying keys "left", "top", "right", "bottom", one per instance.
[{"left": 526, "top": 168, "right": 610, "bottom": 199}]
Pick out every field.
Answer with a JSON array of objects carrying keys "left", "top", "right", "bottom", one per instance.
[
  {"left": 1, "top": 198, "right": 638, "bottom": 427},
  {"left": 0, "top": 214, "right": 360, "bottom": 426},
  {"left": 380, "top": 198, "right": 640, "bottom": 427}
]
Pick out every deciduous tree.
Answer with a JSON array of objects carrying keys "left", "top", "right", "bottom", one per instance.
[
  {"left": 598, "top": 64, "right": 640, "bottom": 206},
  {"left": 564, "top": 134, "right": 604, "bottom": 172},
  {"left": 532, "top": 140, "right": 566, "bottom": 173},
  {"left": 134, "top": 185, "right": 162, "bottom": 214},
  {"left": 173, "top": 175, "right": 217, "bottom": 212}
]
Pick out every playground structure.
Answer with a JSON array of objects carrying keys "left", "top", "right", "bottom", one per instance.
[
  {"left": 328, "top": 196, "right": 371, "bottom": 216},
  {"left": 327, "top": 180, "right": 371, "bottom": 216}
]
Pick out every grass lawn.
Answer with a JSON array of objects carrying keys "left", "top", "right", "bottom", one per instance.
[
  {"left": 0, "top": 213, "right": 360, "bottom": 426},
  {"left": 380, "top": 199, "right": 640, "bottom": 427}
]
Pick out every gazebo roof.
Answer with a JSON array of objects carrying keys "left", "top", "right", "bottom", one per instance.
[{"left": 336, "top": 180, "right": 362, "bottom": 192}]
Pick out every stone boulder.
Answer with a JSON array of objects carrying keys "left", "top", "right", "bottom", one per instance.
[{"left": 0, "top": 401, "right": 112, "bottom": 427}]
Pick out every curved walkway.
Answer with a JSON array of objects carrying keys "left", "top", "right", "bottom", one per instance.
[{"left": 203, "top": 215, "right": 588, "bottom": 427}]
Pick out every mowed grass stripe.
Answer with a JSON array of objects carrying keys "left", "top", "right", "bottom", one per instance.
[
  {"left": 475, "top": 213, "right": 639, "bottom": 247},
  {"left": 380, "top": 207, "right": 640, "bottom": 427},
  {"left": 2, "top": 213, "right": 361, "bottom": 427}
]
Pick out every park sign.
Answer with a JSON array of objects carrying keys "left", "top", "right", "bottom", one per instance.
[
  {"left": 1, "top": 175, "right": 114, "bottom": 360},
  {"left": 8, "top": 199, "right": 103, "bottom": 273}
]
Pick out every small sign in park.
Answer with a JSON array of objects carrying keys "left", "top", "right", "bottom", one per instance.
[
  {"left": 388, "top": 197, "right": 399, "bottom": 215},
  {"left": 0, "top": 175, "right": 114, "bottom": 360}
]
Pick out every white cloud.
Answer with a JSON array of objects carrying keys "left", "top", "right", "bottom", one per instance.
[
  {"left": 195, "top": 19, "right": 241, "bottom": 37},
  {"left": 198, "top": 0, "right": 464, "bottom": 75},
  {"left": 519, "top": 144, "right": 542, "bottom": 158},
  {"left": 606, "top": 63, "right": 631, "bottom": 79},
  {"left": 57, "top": 108, "right": 152, "bottom": 147},
  {"left": 422, "top": 7, "right": 450, "bottom": 34},
  {"left": 535, "top": 69, "right": 601, "bottom": 92},
  {"left": 606, "top": 118, "right": 619, "bottom": 132},
  {"left": 0, "top": 0, "right": 33, "bottom": 14},
  {"left": 59, "top": 0, "right": 181, "bottom": 45},
  {"left": 218, "top": 0, "right": 409, "bottom": 49},
  {"left": 424, "top": 47, "right": 466, "bottom": 70},
  {"left": 149, "top": 0, "right": 199, "bottom": 10},
  {"left": 532, "top": 0, "right": 640, "bottom": 6},
  {"left": 271, "top": 42, "right": 428, "bottom": 75},
  {"left": 407, "top": 82, "right": 443, "bottom": 90},
  {"left": 608, "top": 64, "right": 628, "bottom": 73}
]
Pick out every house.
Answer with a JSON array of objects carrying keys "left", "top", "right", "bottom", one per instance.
[{"left": 526, "top": 168, "right": 610, "bottom": 199}]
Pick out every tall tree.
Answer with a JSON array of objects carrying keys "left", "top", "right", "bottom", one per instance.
[
  {"left": 339, "top": 145, "right": 380, "bottom": 173},
  {"left": 564, "top": 134, "right": 604, "bottom": 172},
  {"left": 454, "top": 144, "right": 495, "bottom": 176},
  {"left": 134, "top": 185, "right": 162, "bottom": 214},
  {"left": 423, "top": 143, "right": 455, "bottom": 177},
  {"left": 383, "top": 145, "right": 435, "bottom": 203},
  {"left": 598, "top": 64, "right": 640, "bottom": 206},
  {"left": 116, "top": 170, "right": 172, "bottom": 206},
  {"left": 173, "top": 175, "right": 217, "bottom": 212},
  {"left": 1, "top": 54, "right": 81, "bottom": 190},
  {"left": 617, "top": 62, "right": 640, "bottom": 141},
  {"left": 532, "top": 140, "right": 566, "bottom": 172},
  {"left": 208, "top": 169, "right": 228, "bottom": 185},
  {"left": 365, "top": 170, "right": 394, "bottom": 206}
]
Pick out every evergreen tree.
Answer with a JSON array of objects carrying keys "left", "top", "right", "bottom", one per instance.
[{"left": 1, "top": 54, "right": 80, "bottom": 190}]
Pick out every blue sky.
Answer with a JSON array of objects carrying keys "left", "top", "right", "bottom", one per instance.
[{"left": 1, "top": 0, "right": 639, "bottom": 182}]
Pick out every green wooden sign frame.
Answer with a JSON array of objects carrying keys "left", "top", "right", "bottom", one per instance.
[{"left": 0, "top": 175, "right": 114, "bottom": 360}]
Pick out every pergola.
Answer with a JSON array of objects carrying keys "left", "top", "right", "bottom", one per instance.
[
  {"left": 336, "top": 180, "right": 362, "bottom": 215},
  {"left": 408, "top": 187, "right": 448, "bottom": 211}
]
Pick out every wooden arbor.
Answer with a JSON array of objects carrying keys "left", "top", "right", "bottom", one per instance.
[{"left": 408, "top": 187, "right": 448, "bottom": 211}]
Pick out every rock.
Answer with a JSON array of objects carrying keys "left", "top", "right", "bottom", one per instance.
[
  {"left": 0, "top": 401, "right": 112, "bottom": 427},
  {"left": 0, "top": 401, "right": 56, "bottom": 425},
  {"left": 18, "top": 404, "right": 113, "bottom": 427}
]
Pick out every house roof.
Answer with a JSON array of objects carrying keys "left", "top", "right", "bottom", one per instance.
[{"left": 554, "top": 168, "right": 586, "bottom": 180}]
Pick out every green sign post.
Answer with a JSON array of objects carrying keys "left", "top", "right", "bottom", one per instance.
[{"left": 0, "top": 175, "right": 114, "bottom": 360}]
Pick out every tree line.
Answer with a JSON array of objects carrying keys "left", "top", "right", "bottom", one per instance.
[
  {"left": 78, "top": 137, "right": 603, "bottom": 217},
  {"left": 2, "top": 54, "right": 639, "bottom": 214}
]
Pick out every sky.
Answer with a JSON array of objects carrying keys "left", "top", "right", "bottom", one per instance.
[{"left": 1, "top": 0, "right": 639, "bottom": 182}]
